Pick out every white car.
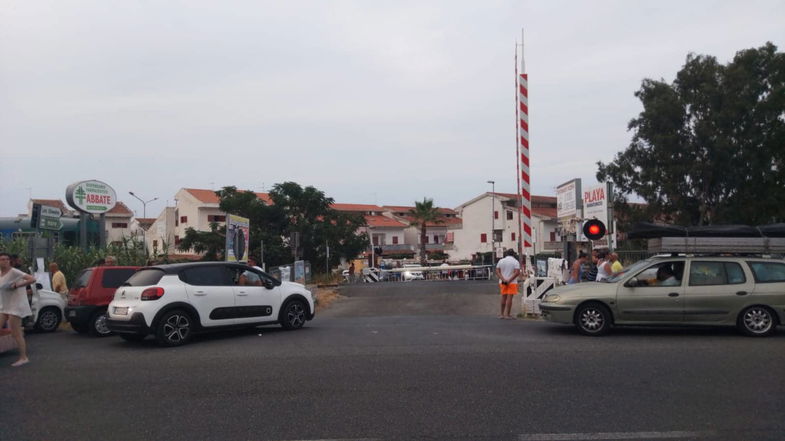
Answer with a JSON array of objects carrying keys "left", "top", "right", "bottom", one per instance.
[
  {"left": 105, "top": 262, "right": 315, "bottom": 346},
  {"left": 402, "top": 264, "right": 425, "bottom": 281},
  {"left": 23, "top": 284, "right": 66, "bottom": 332}
]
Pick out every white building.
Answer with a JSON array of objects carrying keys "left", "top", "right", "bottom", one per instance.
[
  {"left": 382, "top": 205, "right": 463, "bottom": 261},
  {"left": 331, "top": 203, "right": 410, "bottom": 257},
  {"left": 451, "top": 193, "right": 560, "bottom": 262}
]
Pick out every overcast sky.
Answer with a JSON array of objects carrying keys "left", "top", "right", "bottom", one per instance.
[{"left": 1, "top": 0, "right": 783, "bottom": 217}]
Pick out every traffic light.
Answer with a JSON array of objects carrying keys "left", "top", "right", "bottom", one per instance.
[
  {"left": 30, "top": 203, "right": 41, "bottom": 229},
  {"left": 583, "top": 219, "right": 606, "bottom": 241}
]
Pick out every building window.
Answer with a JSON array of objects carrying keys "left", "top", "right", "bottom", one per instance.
[
  {"left": 174, "top": 235, "right": 181, "bottom": 246},
  {"left": 480, "top": 233, "right": 487, "bottom": 243},
  {"left": 424, "top": 236, "right": 429, "bottom": 244},
  {"left": 506, "top": 211, "right": 513, "bottom": 220},
  {"left": 392, "top": 236, "right": 399, "bottom": 245},
  {"left": 494, "top": 211, "right": 499, "bottom": 219},
  {"left": 493, "top": 230, "right": 503, "bottom": 243},
  {"left": 433, "top": 235, "right": 439, "bottom": 244},
  {"left": 180, "top": 216, "right": 188, "bottom": 224},
  {"left": 373, "top": 236, "right": 379, "bottom": 245},
  {"left": 511, "top": 232, "right": 516, "bottom": 241},
  {"left": 550, "top": 232, "right": 557, "bottom": 242},
  {"left": 111, "top": 222, "right": 128, "bottom": 228},
  {"left": 208, "top": 215, "right": 226, "bottom": 222}
]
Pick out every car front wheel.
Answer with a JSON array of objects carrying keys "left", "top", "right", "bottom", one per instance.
[
  {"left": 575, "top": 303, "right": 612, "bottom": 336},
  {"left": 281, "top": 300, "right": 307, "bottom": 330},
  {"left": 738, "top": 306, "right": 777, "bottom": 337},
  {"left": 155, "top": 310, "right": 193, "bottom": 347},
  {"left": 89, "top": 310, "right": 112, "bottom": 337},
  {"left": 35, "top": 307, "right": 61, "bottom": 332}
]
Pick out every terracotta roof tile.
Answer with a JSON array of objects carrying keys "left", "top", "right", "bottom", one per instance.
[
  {"left": 184, "top": 188, "right": 272, "bottom": 204},
  {"left": 332, "top": 203, "right": 384, "bottom": 212},
  {"left": 106, "top": 201, "right": 133, "bottom": 216},
  {"left": 365, "top": 215, "right": 407, "bottom": 228},
  {"left": 383, "top": 205, "right": 456, "bottom": 215}
]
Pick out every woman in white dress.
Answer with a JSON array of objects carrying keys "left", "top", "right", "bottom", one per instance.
[{"left": 0, "top": 252, "right": 36, "bottom": 367}]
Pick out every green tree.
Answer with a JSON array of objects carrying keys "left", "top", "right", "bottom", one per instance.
[
  {"left": 178, "top": 223, "right": 225, "bottom": 261},
  {"left": 213, "top": 183, "right": 368, "bottom": 271},
  {"left": 409, "top": 198, "right": 443, "bottom": 265},
  {"left": 267, "top": 182, "right": 367, "bottom": 270},
  {"left": 597, "top": 42, "right": 785, "bottom": 226}
]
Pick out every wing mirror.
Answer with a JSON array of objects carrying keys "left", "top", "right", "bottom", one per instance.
[
  {"left": 36, "top": 283, "right": 43, "bottom": 290},
  {"left": 626, "top": 277, "right": 639, "bottom": 288},
  {"left": 263, "top": 278, "right": 275, "bottom": 289}
]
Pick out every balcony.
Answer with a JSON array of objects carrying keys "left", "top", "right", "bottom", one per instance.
[
  {"left": 541, "top": 241, "right": 562, "bottom": 251},
  {"left": 380, "top": 244, "right": 415, "bottom": 252}
]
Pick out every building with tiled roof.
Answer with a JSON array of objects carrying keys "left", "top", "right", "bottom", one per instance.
[{"left": 451, "top": 192, "right": 560, "bottom": 261}]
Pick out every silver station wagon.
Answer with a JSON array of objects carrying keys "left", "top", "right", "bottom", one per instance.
[{"left": 540, "top": 256, "right": 785, "bottom": 336}]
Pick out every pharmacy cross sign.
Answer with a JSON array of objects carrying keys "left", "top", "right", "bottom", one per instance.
[{"left": 66, "top": 180, "right": 117, "bottom": 214}]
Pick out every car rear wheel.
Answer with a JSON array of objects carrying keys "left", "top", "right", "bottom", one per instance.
[
  {"left": 280, "top": 299, "right": 307, "bottom": 330},
  {"left": 738, "top": 306, "right": 777, "bottom": 337},
  {"left": 575, "top": 303, "right": 612, "bottom": 336},
  {"left": 35, "top": 307, "right": 61, "bottom": 332},
  {"left": 155, "top": 310, "right": 193, "bottom": 347},
  {"left": 89, "top": 310, "right": 112, "bottom": 337}
]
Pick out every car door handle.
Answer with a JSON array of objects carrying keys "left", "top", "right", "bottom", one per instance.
[
  {"left": 194, "top": 290, "right": 207, "bottom": 296},
  {"left": 668, "top": 292, "right": 679, "bottom": 297},
  {"left": 237, "top": 291, "right": 248, "bottom": 296},
  {"left": 736, "top": 291, "right": 748, "bottom": 296}
]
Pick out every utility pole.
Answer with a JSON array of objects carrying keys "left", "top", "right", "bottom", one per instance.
[{"left": 487, "top": 180, "right": 496, "bottom": 269}]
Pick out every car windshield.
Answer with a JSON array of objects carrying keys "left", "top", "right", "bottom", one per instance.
[{"left": 604, "top": 258, "right": 653, "bottom": 283}]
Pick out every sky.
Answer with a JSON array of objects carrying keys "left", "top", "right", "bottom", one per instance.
[{"left": 1, "top": 0, "right": 783, "bottom": 218}]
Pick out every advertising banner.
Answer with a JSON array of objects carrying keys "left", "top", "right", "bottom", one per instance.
[
  {"left": 556, "top": 179, "right": 581, "bottom": 219},
  {"left": 65, "top": 180, "right": 117, "bottom": 214},
  {"left": 581, "top": 183, "right": 612, "bottom": 246},
  {"left": 225, "top": 214, "right": 250, "bottom": 262}
]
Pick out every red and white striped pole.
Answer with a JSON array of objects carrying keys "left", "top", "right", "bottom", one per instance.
[{"left": 516, "top": 33, "right": 533, "bottom": 267}]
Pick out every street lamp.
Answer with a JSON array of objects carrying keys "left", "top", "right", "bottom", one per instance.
[
  {"left": 487, "top": 180, "right": 496, "bottom": 268},
  {"left": 128, "top": 191, "right": 158, "bottom": 219}
]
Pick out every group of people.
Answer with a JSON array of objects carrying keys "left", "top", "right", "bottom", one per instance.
[
  {"left": 568, "top": 249, "right": 623, "bottom": 284},
  {"left": 0, "top": 253, "right": 118, "bottom": 368}
]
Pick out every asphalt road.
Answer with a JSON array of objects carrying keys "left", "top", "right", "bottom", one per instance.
[{"left": 2, "top": 280, "right": 784, "bottom": 441}]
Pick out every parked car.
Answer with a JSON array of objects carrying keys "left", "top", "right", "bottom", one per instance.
[
  {"left": 22, "top": 283, "right": 66, "bottom": 333},
  {"left": 402, "top": 264, "right": 425, "bottom": 281},
  {"left": 65, "top": 266, "right": 140, "bottom": 336},
  {"left": 105, "top": 261, "right": 315, "bottom": 346},
  {"left": 540, "top": 255, "right": 785, "bottom": 337}
]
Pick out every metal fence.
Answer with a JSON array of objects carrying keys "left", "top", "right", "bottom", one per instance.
[{"left": 267, "top": 261, "right": 312, "bottom": 284}]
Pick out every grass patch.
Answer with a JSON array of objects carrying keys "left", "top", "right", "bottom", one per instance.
[{"left": 315, "top": 288, "right": 343, "bottom": 312}]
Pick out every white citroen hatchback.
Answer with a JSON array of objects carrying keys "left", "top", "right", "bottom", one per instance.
[{"left": 106, "top": 262, "right": 315, "bottom": 346}]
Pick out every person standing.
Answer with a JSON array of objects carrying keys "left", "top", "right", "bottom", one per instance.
[
  {"left": 568, "top": 251, "right": 587, "bottom": 284},
  {"left": 610, "top": 252, "right": 623, "bottom": 273},
  {"left": 595, "top": 250, "right": 613, "bottom": 282},
  {"left": 495, "top": 249, "right": 521, "bottom": 320},
  {"left": 0, "top": 252, "right": 36, "bottom": 367},
  {"left": 104, "top": 256, "right": 117, "bottom": 266},
  {"left": 49, "top": 262, "right": 69, "bottom": 299},
  {"left": 348, "top": 262, "right": 355, "bottom": 284}
]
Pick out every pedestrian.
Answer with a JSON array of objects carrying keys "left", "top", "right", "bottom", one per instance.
[
  {"left": 49, "top": 262, "right": 69, "bottom": 299},
  {"left": 495, "top": 249, "right": 521, "bottom": 320},
  {"left": 104, "top": 256, "right": 117, "bottom": 266},
  {"left": 348, "top": 262, "right": 355, "bottom": 283},
  {"left": 568, "top": 251, "right": 587, "bottom": 284},
  {"left": 595, "top": 250, "right": 613, "bottom": 282},
  {"left": 610, "top": 252, "right": 623, "bottom": 273},
  {"left": 583, "top": 249, "right": 599, "bottom": 282},
  {"left": 0, "top": 252, "right": 36, "bottom": 367}
]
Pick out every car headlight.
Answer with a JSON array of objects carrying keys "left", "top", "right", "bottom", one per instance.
[{"left": 543, "top": 294, "right": 561, "bottom": 303}]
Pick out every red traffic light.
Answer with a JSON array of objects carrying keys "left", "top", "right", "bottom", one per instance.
[{"left": 583, "top": 219, "right": 607, "bottom": 241}]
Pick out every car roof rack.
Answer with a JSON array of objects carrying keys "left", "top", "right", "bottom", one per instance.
[{"left": 628, "top": 222, "right": 785, "bottom": 255}]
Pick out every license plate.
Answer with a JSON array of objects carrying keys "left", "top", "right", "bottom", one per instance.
[
  {"left": 114, "top": 307, "right": 129, "bottom": 316},
  {"left": 68, "top": 310, "right": 76, "bottom": 318}
]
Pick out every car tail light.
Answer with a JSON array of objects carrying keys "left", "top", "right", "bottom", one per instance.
[{"left": 141, "top": 287, "right": 165, "bottom": 301}]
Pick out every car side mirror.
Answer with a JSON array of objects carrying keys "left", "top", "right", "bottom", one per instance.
[
  {"left": 626, "top": 277, "right": 639, "bottom": 288},
  {"left": 263, "top": 279, "right": 275, "bottom": 289},
  {"left": 36, "top": 283, "right": 43, "bottom": 290}
]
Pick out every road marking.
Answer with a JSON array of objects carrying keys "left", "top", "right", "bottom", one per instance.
[
  {"left": 518, "top": 431, "right": 714, "bottom": 440},
  {"left": 286, "top": 439, "right": 380, "bottom": 441}
]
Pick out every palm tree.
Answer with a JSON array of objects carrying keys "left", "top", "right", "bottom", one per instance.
[{"left": 409, "top": 198, "right": 444, "bottom": 265}]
